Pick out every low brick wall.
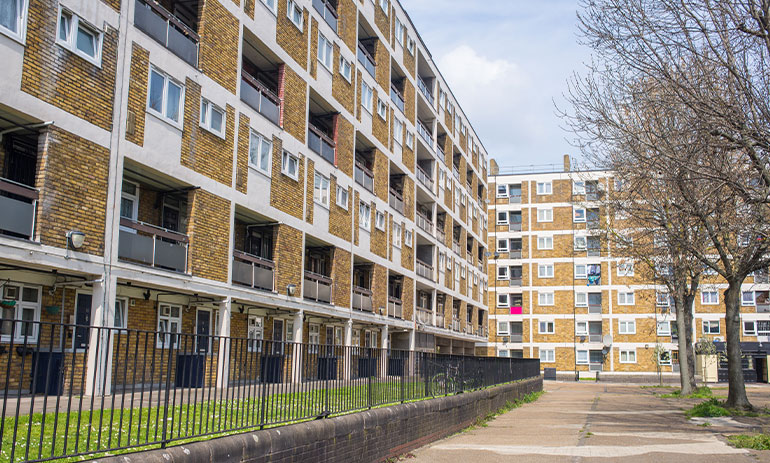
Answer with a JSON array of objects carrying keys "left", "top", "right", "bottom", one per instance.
[{"left": 95, "top": 376, "right": 542, "bottom": 463}]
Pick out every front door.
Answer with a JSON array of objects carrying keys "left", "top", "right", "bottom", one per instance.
[
  {"left": 74, "top": 293, "right": 92, "bottom": 349},
  {"left": 196, "top": 310, "right": 211, "bottom": 353}
]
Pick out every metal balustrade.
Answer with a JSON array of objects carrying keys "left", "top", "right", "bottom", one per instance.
[
  {"left": 355, "top": 161, "right": 374, "bottom": 192},
  {"left": 415, "top": 211, "right": 434, "bottom": 236},
  {"left": 389, "top": 188, "right": 404, "bottom": 214},
  {"left": 308, "top": 124, "right": 336, "bottom": 165},
  {"left": 390, "top": 84, "right": 405, "bottom": 113},
  {"left": 357, "top": 42, "right": 376, "bottom": 77},
  {"left": 134, "top": 0, "right": 199, "bottom": 66},
  {"left": 118, "top": 218, "right": 188, "bottom": 273},
  {"left": 312, "top": 0, "right": 338, "bottom": 31},
  {"left": 416, "top": 259, "right": 434, "bottom": 281},
  {"left": 240, "top": 72, "right": 281, "bottom": 126},
  {"left": 303, "top": 271, "right": 333, "bottom": 304},
  {"left": 417, "top": 120, "right": 433, "bottom": 148},
  {"left": 387, "top": 297, "right": 403, "bottom": 319},
  {"left": 416, "top": 308, "right": 433, "bottom": 326},
  {"left": 351, "top": 286, "right": 374, "bottom": 312},
  {"left": 416, "top": 165, "right": 434, "bottom": 191},
  {"left": 0, "top": 177, "right": 38, "bottom": 240},
  {"left": 232, "top": 250, "right": 275, "bottom": 292},
  {"left": 417, "top": 77, "right": 434, "bottom": 105}
]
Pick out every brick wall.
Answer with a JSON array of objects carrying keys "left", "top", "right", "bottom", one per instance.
[
  {"left": 188, "top": 190, "right": 231, "bottom": 282},
  {"left": 328, "top": 176, "right": 352, "bottom": 241},
  {"left": 305, "top": 159, "right": 315, "bottom": 223},
  {"left": 336, "top": 116, "right": 355, "bottom": 177},
  {"left": 372, "top": 264, "right": 388, "bottom": 316},
  {"left": 280, "top": 66, "right": 308, "bottom": 143},
  {"left": 125, "top": 43, "right": 150, "bottom": 146},
  {"left": 274, "top": 224, "right": 304, "bottom": 293},
  {"left": 199, "top": 0, "right": 240, "bottom": 94},
  {"left": 374, "top": 0, "right": 390, "bottom": 42},
  {"left": 401, "top": 275, "right": 413, "bottom": 321},
  {"left": 370, "top": 206, "right": 387, "bottom": 259},
  {"left": 236, "top": 113, "right": 250, "bottom": 193},
  {"left": 331, "top": 248, "right": 352, "bottom": 308},
  {"left": 269, "top": 136, "right": 305, "bottom": 219},
  {"left": 337, "top": 0, "right": 357, "bottom": 52},
  {"left": 332, "top": 45, "right": 355, "bottom": 113},
  {"left": 276, "top": 0, "right": 309, "bottom": 69},
  {"left": 309, "top": 18, "right": 319, "bottom": 79}
]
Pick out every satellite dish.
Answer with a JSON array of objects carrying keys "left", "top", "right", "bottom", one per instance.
[{"left": 602, "top": 334, "right": 613, "bottom": 347}]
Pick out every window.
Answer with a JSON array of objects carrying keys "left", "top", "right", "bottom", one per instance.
[
  {"left": 539, "top": 349, "right": 555, "bottom": 363},
  {"left": 148, "top": 68, "right": 184, "bottom": 127},
  {"left": 405, "top": 132, "right": 414, "bottom": 149},
  {"left": 120, "top": 180, "right": 139, "bottom": 222},
  {"left": 393, "top": 118, "right": 403, "bottom": 144},
  {"left": 572, "top": 181, "right": 585, "bottom": 195},
  {"left": 497, "top": 321, "right": 509, "bottom": 335},
  {"left": 656, "top": 292, "right": 672, "bottom": 307},
  {"left": 0, "top": 0, "right": 27, "bottom": 42},
  {"left": 406, "top": 36, "right": 415, "bottom": 55},
  {"left": 497, "top": 294, "right": 509, "bottom": 308},
  {"left": 658, "top": 350, "right": 672, "bottom": 366},
  {"left": 461, "top": 266, "right": 466, "bottom": 278},
  {"left": 318, "top": 33, "right": 333, "bottom": 71},
  {"left": 536, "top": 182, "right": 552, "bottom": 195},
  {"left": 497, "top": 184, "right": 508, "bottom": 198},
  {"left": 246, "top": 316, "right": 264, "bottom": 352},
  {"left": 377, "top": 98, "right": 387, "bottom": 119},
  {"left": 157, "top": 304, "right": 182, "bottom": 348},
  {"left": 537, "top": 236, "right": 553, "bottom": 250},
  {"left": 336, "top": 185, "right": 348, "bottom": 209},
  {"left": 405, "top": 229, "right": 412, "bottom": 247},
  {"left": 575, "top": 292, "right": 587, "bottom": 307},
  {"left": 742, "top": 291, "right": 755, "bottom": 306},
  {"left": 538, "top": 292, "right": 554, "bottom": 306},
  {"left": 308, "top": 324, "right": 320, "bottom": 353},
  {"left": 576, "top": 321, "right": 588, "bottom": 335},
  {"left": 656, "top": 321, "right": 671, "bottom": 336},
  {"left": 617, "top": 261, "right": 634, "bottom": 276},
  {"left": 701, "top": 290, "right": 719, "bottom": 305},
  {"left": 0, "top": 284, "right": 40, "bottom": 342},
  {"left": 112, "top": 298, "right": 128, "bottom": 330},
  {"left": 393, "top": 222, "right": 402, "bottom": 247},
  {"left": 497, "top": 266, "right": 509, "bottom": 280},
  {"left": 285, "top": 320, "right": 295, "bottom": 342},
  {"left": 281, "top": 150, "right": 299, "bottom": 180},
  {"left": 573, "top": 207, "right": 586, "bottom": 222},
  {"left": 361, "top": 81, "right": 373, "bottom": 113},
  {"left": 261, "top": 0, "right": 277, "bottom": 14},
  {"left": 314, "top": 173, "right": 330, "bottom": 207},
  {"left": 619, "top": 320, "right": 636, "bottom": 334},
  {"left": 375, "top": 211, "right": 386, "bottom": 231},
  {"left": 538, "top": 264, "right": 554, "bottom": 278},
  {"left": 538, "top": 321, "right": 554, "bottom": 334},
  {"left": 200, "top": 98, "right": 225, "bottom": 138},
  {"left": 248, "top": 130, "right": 272, "bottom": 175},
  {"left": 339, "top": 56, "right": 352, "bottom": 82},
  {"left": 576, "top": 350, "right": 589, "bottom": 364},
  {"left": 496, "top": 239, "right": 509, "bottom": 252},
  {"left": 702, "top": 320, "right": 720, "bottom": 335},
  {"left": 618, "top": 291, "right": 635, "bottom": 305},
  {"left": 574, "top": 264, "right": 587, "bottom": 279},
  {"left": 496, "top": 211, "right": 508, "bottom": 225},
  {"left": 439, "top": 252, "right": 445, "bottom": 269},
  {"left": 287, "top": 0, "right": 303, "bottom": 30},
  {"left": 744, "top": 321, "right": 757, "bottom": 336},
  {"left": 379, "top": 0, "right": 388, "bottom": 14},
  {"left": 574, "top": 236, "right": 587, "bottom": 250},
  {"left": 394, "top": 16, "right": 404, "bottom": 44},
  {"left": 620, "top": 349, "right": 636, "bottom": 363},
  {"left": 537, "top": 208, "right": 553, "bottom": 222},
  {"left": 57, "top": 6, "right": 102, "bottom": 65},
  {"left": 359, "top": 201, "right": 371, "bottom": 231}
]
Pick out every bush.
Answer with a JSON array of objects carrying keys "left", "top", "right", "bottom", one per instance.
[
  {"left": 728, "top": 434, "right": 770, "bottom": 451},
  {"left": 660, "top": 386, "right": 713, "bottom": 399},
  {"left": 686, "top": 398, "right": 731, "bottom": 418}
]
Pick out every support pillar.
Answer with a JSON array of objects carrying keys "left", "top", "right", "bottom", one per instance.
[
  {"left": 379, "top": 324, "right": 389, "bottom": 378},
  {"left": 343, "top": 319, "right": 353, "bottom": 380},
  {"left": 291, "top": 311, "right": 304, "bottom": 383},
  {"left": 216, "top": 297, "right": 232, "bottom": 389},
  {"left": 85, "top": 274, "right": 117, "bottom": 396}
]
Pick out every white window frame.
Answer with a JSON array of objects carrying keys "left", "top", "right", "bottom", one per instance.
[
  {"left": 248, "top": 130, "right": 272, "bottom": 175},
  {"left": 376, "top": 98, "right": 387, "bottom": 120},
  {"left": 157, "top": 303, "right": 182, "bottom": 349},
  {"left": 287, "top": 0, "right": 303, "bottom": 30},
  {"left": 405, "top": 132, "right": 414, "bottom": 149},
  {"left": 742, "top": 291, "right": 755, "bottom": 306},
  {"left": 496, "top": 184, "right": 508, "bottom": 198},
  {"left": 702, "top": 320, "right": 721, "bottom": 335},
  {"left": 573, "top": 207, "right": 586, "bottom": 223},
  {"left": 261, "top": 0, "right": 277, "bottom": 14},
  {"left": 538, "top": 292, "right": 554, "bottom": 306},
  {"left": 538, "top": 321, "right": 554, "bottom": 334},
  {"left": 496, "top": 293, "right": 509, "bottom": 308},
  {"left": 308, "top": 323, "right": 320, "bottom": 353},
  {"left": 0, "top": 284, "right": 41, "bottom": 343},
  {"left": 497, "top": 321, "right": 509, "bottom": 335},
  {"left": 537, "top": 236, "right": 553, "bottom": 250},
  {"left": 120, "top": 180, "right": 140, "bottom": 223},
  {"left": 572, "top": 181, "right": 585, "bottom": 195},
  {"left": 147, "top": 67, "right": 185, "bottom": 129},
  {"left": 617, "top": 260, "right": 634, "bottom": 277},
  {"left": 576, "top": 321, "right": 588, "bottom": 335},
  {"left": 317, "top": 32, "right": 333, "bottom": 71},
  {"left": 574, "top": 264, "right": 587, "bottom": 279},
  {"left": 537, "top": 208, "right": 553, "bottom": 223},
  {"left": 336, "top": 185, "right": 348, "bottom": 210},
  {"left": 744, "top": 320, "right": 757, "bottom": 336},
  {"left": 656, "top": 291, "right": 671, "bottom": 307},
  {"left": 496, "top": 239, "right": 509, "bottom": 253},
  {"left": 619, "top": 349, "right": 637, "bottom": 364},
  {"left": 497, "top": 266, "right": 509, "bottom": 280},
  {"left": 112, "top": 297, "right": 128, "bottom": 330},
  {"left": 656, "top": 321, "right": 671, "bottom": 336},
  {"left": 496, "top": 211, "right": 508, "bottom": 225},
  {"left": 618, "top": 291, "right": 635, "bottom": 305},
  {"left": 247, "top": 316, "right": 264, "bottom": 352},
  {"left": 359, "top": 201, "right": 371, "bottom": 231},
  {"left": 199, "top": 97, "right": 226, "bottom": 138},
  {"left": 405, "top": 229, "right": 413, "bottom": 247},
  {"left": 536, "top": 181, "right": 552, "bottom": 195},
  {"left": 0, "top": 0, "right": 28, "bottom": 43},
  {"left": 314, "top": 173, "right": 330, "bottom": 207},
  {"left": 375, "top": 211, "right": 386, "bottom": 231},
  {"left": 576, "top": 350, "right": 589, "bottom": 365},
  {"left": 574, "top": 236, "right": 587, "bottom": 251},
  {"left": 538, "top": 264, "right": 554, "bottom": 279},
  {"left": 658, "top": 350, "right": 672, "bottom": 366},
  {"left": 539, "top": 349, "right": 555, "bottom": 363},
  {"left": 406, "top": 35, "right": 415, "bottom": 55},
  {"left": 379, "top": 0, "right": 388, "bottom": 14},
  {"left": 281, "top": 150, "right": 299, "bottom": 180},
  {"left": 339, "top": 56, "right": 352, "bottom": 82},
  {"left": 701, "top": 290, "right": 719, "bottom": 305},
  {"left": 575, "top": 292, "right": 588, "bottom": 307},
  {"left": 618, "top": 320, "right": 636, "bottom": 335},
  {"left": 394, "top": 16, "right": 404, "bottom": 45},
  {"left": 393, "top": 118, "right": 403, "bottom": 145},
  {"left": 392, "top": 222, "right": 402, "bottom": 247},
  {"left": 361, "top": 81, "right": 373, "bottom": 113},
  {"left": 56, "top": 5, "right": 103, "bottom": 66}
]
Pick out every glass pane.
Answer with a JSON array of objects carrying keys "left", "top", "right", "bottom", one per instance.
[
  {"left": 58, "top": 12, "right": 71, "bottom": 41},
  {"left": 166, "top": 81, "right": 181, "bottom": 122},
  {"left": 149, "top": 71, "right": 164, "bottom": 113},
  {"left": 248, "top": 133, "right": 259, "bottom": 165},
  {"left": 210, "top": 107, "right": 223, "bottom": 132},
  {"left": 200, "top": 101, "right": 207, "bottom": 125},
  {"left": 76, "top": 25, "right": 96, "bottom": 58},
  {"left": 21, "top": 307, "right": 34, "bottom": 337},
  {"left": 170, "top": 306, "right": 180, "bottom": 318},
  {"left": 260, "top": 139, "right": 271, "bottom": 170},
  {"left": 114, "top": 300, "right": 124, "bottom": 327},
  {"left": 120, "top": 197, "right": 134, "bottom": 219},
  {"left": 122, "top": 181, "right": 136, "bottom": 195},
  {"left": 21, "top": 287, "right": 38, "bottom": 302},
  {"left": 0, "top": 0, "right": 18, "bottom": 32}
]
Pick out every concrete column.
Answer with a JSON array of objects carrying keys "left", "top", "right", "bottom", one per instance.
[
  {"left": 431, "top": 289, "right": 437, "bottom": 326},
  {"left": 291, "top": 311, "right": 304, "bottom": 383},
  {"left": 84, "top": 274, "right": 116, "bottom": 396},
  {"left": 343, "top": 319, "right": 353, "bottom": 380},
  {"left": 216, "top": 297, "right": 231, "bottom": 389},
  {"left": 379, "top": 324, "right": 389, "bottom": 378}
]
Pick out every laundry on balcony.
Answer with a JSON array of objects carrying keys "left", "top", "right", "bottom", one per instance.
[{"left": 587, "top": 264, "right": 601, "bottom": 286}]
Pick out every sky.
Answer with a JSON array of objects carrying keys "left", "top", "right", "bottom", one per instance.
[{"left": 399, "top": 0, "right": 592, "bottom": 169}]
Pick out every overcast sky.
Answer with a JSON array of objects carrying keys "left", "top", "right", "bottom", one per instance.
[{"left": 400, "top": 0, "right": 591, "bottom": 169}]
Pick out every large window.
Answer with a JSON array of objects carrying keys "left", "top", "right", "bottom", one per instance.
[
  {"left": 618, "top": 291, "right": 635, "bottom": 305},
  {"left": 537, "top": 236, "right": 553, "bottom": 250},
  {"left": 538, "top": 321, "right": 554, "bottom": 334},
  {"left": 148, "top": 68, "right": 184, "bottom": 128},
  {"left": 0, "top": 0, "right": 27, "bottom": 42},
  {"left": 248, "top": 130, "right": 272, "bottom": 175},
  {"left": 538, "top": 292, "right": 554, "bottom": 306},
  {"left": 0, "top": 284, "right": 40, "bottom": 342},
  {"left": 57, "top": 6, "right": 102, "bottom": 66},
  {"left": 620, "top": 349, "right": 636, "bottom": 363},
  {"left": 318, "top": 33, "right": 333, "bottom": 71},
  {"left": 536, "top": 182, "right": 552, "bottom": 195},
  {"left": 701, "top": 290, "right": 719, "bottom": 305},
  {"left": 314, "top": 173, "right": 330, "bottom": 207},
  {"left": 537, "top": 208, "right": 553, "bottom": 222},
  {"left": 157, "top": 304, "right": 182, "bottom": 348}
]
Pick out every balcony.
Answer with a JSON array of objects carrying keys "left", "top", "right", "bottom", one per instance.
[
  {"left": 452, "top": 318, "right": 461, "bottom": 332},
  {"left": 436, "top": 142, "right": 445, "bottom": 158},
  {"left": 588, "top": 334, "right": 603, "bottom": 343},
  {"left": 389, "top": 188, "right": 404, "bottom": 214},
  {"left": 435, "top": 312, "right": 446, "bottom": 328},
  {"left": 509, "top": 277, "right": 522, "bottom": 287},
  {"left": 508, "top": 194, "right": 521, "bottom": 204},
  {"left": 352, "top": 286, "right": 374, "bottom": 312},
  {"left": 354, "top": 161, "right": 374, "bottom": 192},
  {"left": 416, "top": 308, "right": 433, "bottom": 326},
  {"left": 452, "top": 166, "right": 460, "bottom": 181},
  {"left": 312, "top": 0, "right": 337, "bottom": 32},
  {"left": 0, "top": 178, "right": 38, "bottom": 240},
  {"left": 387, "top": 297, "right": 403, "bottom": 318},
  {"left": 508, "top": 222, "right": 522, "bottom": 232},
  {"left": 416, "top": 165, "right": 433, "bottom": 192},
  {"left": 464, "top": 324, "right": 474, "bottom": 335},
  {"left": 118, "top": 218, "right": 188, "bottom": 273},
  {"left": 357, "top": 42, "right": 376, "bottom": 78},
  {"left": 509, "top": 250, "right": 522, "bottom": 259},
  {"left": 308, "top": 123, "right": 336, "bottom": 165},
  {"left": 476, "top": 326, "right": 487, "bottom": 337},
  {"left": 240, "top": 72, "right": 280, "bottom": 126},
  {"left": 232, "top": 250, "right": 275, "bottom": 292},
  {"left": 509, "top": 334, "right": 523, "bottom": 343},
  {"left": 390, "top": 84, "right": 405, "bottom": 113},
  {"left": 588, "top": 304, "right": 602, "bottom": 314},
  {"left": 417, "top": 77, "right": 434, "bottom": 105},
  {"left": 134, "top": 0, "right": 198, "bottom": 67},
  {"left": 757, "top": 303, "right": 770, "bottom": 313},
  {"left": 436, "top": 227, "right": 446, "bottom": 243},
  {"left": 416, "top": 259, "right": 434, "bottom": 280},
  {"left": 303, "top": 271, "right": 332, "bottom": 304},
  {"left": 415, "top": 211, "right": 433, "bottom": 236},
  {"left": 452, "top": 241, "right": 461, "bottom": 255},
  {"left": 417, "top": 120, "right": 433, "bottom": 149}
]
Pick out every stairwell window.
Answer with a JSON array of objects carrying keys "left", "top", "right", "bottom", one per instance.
[
  {"left": 361, "top": 81, "right": 373, "bottom": 113},
  {"left": 287, "top": 0, "right": 303, "bottom": 30},
  {"left": 314, "top": 173, "right": 330, "bottom": 207},
  {"left": 200, "top": 98, "right": 226, "bottom": 138},
  {"left": 281, "top": 150, "right": 299, "bottom": 180},
  {"left": 318, "top": 33, "right": 333, "bottom": 71},
  {"left": 248, "top": 130, "right": 272, "bottom": 175},
  {"left": 339, "top": 56, "right": 352, "bottom": 82},
  {"left": 57, "top": 6, "right": 102, "bottom": 66},
  {"left": 336, "top": 185, "right": 348, "bottom": 210},
  {"left": 147, "top": 67, "right": 184, "bottom": 128},
  {"left": 359, "top": 201, "right": 371, "bottom": 231}
]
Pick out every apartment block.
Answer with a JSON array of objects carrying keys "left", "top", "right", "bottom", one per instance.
[
  {"left": 0, "top": 0, "right": 489, "bottom": 394},
  {"left": 483, "top": 156, "right": 770, "bottom": 381}
]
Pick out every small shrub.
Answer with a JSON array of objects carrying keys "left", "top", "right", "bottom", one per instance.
[
  {"left": 728, "top": 434, "right": 770, "bottom": 451},
  {"left": 660, "top": 386, "right": 713, "bottom": 399},
  {"left": 686, "top": 398, "right": 731, "bottom": 418}
]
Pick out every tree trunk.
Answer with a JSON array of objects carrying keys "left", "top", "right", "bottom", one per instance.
[
  {"left": 724, "top": 281, "right": 752, "bottom": 409},
  {"left": 683, "top": 294, "right": 697, "bottom": 389},
  {"left": 675, "top": 294, "right": 695, "bottom": 394}
]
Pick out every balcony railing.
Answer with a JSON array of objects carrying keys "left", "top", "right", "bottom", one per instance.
[
  {"left": 464, "top": 324, "right": 474, "bottom": 335},
  {"left": 436, "top": 313, "right": 446, "bottom": 328},
  {"left": 587, "top": 247, "right": 601, "bottom": 257},
  {"left": 118, "top": 218, "right": 188, "bottom": 273},
  {"left": 355, "top": 161, "right": 374, "bottom": 193},
  {"left": 508, "top": 194, "right": 521, "bottom": 204},
  {"left": 0, "top": 177, "right": 38, "bottom": 240},
  {"left": 452, "top": 318, "right": 461, "bottom": 332},
  {"left": 508, "top": 222, "right": 522, "bottom": 232},
  {"left": 587, "top": 219, "right": 600, "bottom": 230},
  {"left": 509, "top": 277, "right": 522, "bottom": 287},
  {"left": 416, "top": 259, "right": 434, "bottom": 280},
  {"left": 417, "top": 120, "right": 433, "bottom": 148},
  {"left": 452, "top": 241, "right": 461, "bottom": 255},
  {"left": 416, "top": 165, "right": 433, "bottom": 191},
  {"left": 134, "top": 0, "right": 198, "bottom": 67},
  {"left": 303, "top": 271, "right": 332, "bottom": 304},
  {"left": 436, "top": 227, "right": 446, "bottom": 243},
  {"left": 308, "top": 123, "right": 336, "bottom": 165},
  {"left": 453, "top": 166, "right": 460, "bottom": 180},
  {"left": 390, "top": 84, "right": 405, "bottom": 113},
  {"left": 510, "top": 250, "right": 522, "bottom": 259},
  {"left": 232, "top": 250, "right": 275, "bottom": 292},
  {"left": 417, "top": 77, "right": 434, "bottom": 105},
  {"left": 416, "top": 308, "right": 433, "bottom": 326},
  {"left": 357, "top": 42, "right": 375, "bottom": 78},
  {"left": 352, "top": 286, "right": 374, "bottom": 312},
  {"left": 476, "top": 326, "right": 487, "bottom": 337},
  {"left": 415, "top": 211, "right": 433, "bottom": 236},
  {"left": 588, "top": 304, "right": 602, "bottom": 314},
  {"left": 389, "top": 188, "right": 404, "bottom": 214},
  {"left": 757, "top": 303, "right": 770, "bottom": 313},
  {"left": 755, "top": 274, "right": 769, "bottom": 284},
  {"left": 240, "top": 72, "right": 280, "bottom": 126},
  {"left": 509, "top": 334, "right": 523, "bottom": 343},
  {"left": 387, "top": 297, "right": 403, "bottom": 319},
  {"left": 436, "top": 142, "right": 445, "bottom": 158},
  {"left": 588, "top": 334, "right": 603, "bottom": 343},
  {"left": 312, "top": 0, "right": 337, "bottom": 32},
  {"left": 466, "top": 251, "right": 473, "bottom": 263}
]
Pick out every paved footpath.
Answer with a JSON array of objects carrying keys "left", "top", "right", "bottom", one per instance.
[{"left": 408, "top": 381, "right": 770, "bottom": 462}]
